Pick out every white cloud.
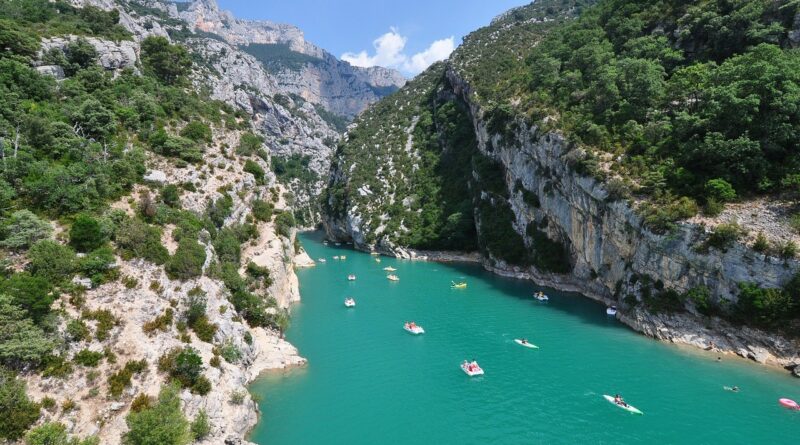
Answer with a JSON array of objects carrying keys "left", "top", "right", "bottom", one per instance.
[{"left": 341, "top": 28, "right": 455, "bottom": 76}]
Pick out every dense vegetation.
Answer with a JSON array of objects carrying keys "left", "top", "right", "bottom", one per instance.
[
  {"left": 239, "top": 43, "right": 324, "bottom": 73},
  {"left": 457, "top": 0, "right": 800, "bottom": 230}
]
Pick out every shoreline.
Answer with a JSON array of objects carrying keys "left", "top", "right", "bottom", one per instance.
[{"left": 329, "top": 240, "right": 799, "bottom": 377}]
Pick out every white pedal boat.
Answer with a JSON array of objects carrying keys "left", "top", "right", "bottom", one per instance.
[
  {"left": 403, "top": 322, "right": 424, "bottom": 335},
  {"left": 461, "top": 361, "right": 484, "bottom": 376}
]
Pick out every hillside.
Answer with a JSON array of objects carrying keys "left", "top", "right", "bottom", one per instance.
[
  {"left": 324, "top": 0, "right": 800, "bottom": 370},
  {"left": 0, "top": 0, "right": 397, "bottom": 442}
]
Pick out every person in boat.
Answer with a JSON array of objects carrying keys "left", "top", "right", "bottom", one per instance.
[
  {"left": 614, "top": 394, "right": 626, "bottom": 406},
  {"left": 731, "top": 386, "right": 739, "bottom": 392}
]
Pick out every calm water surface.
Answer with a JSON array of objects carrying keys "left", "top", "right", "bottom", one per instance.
[{"left": 249, "top": 232, "right": 799, "bottom": 444}]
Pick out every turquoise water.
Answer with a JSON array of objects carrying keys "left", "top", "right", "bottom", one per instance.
[{"left": 249, "top": 232, "right": 799, "bottom": 444}]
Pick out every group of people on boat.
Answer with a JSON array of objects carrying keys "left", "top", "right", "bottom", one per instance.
[
  {"left": 404, "top": 321, "right": 418, "bottom": 329},
  {"left": 462, "top": 360, "right": 481, "bottom": 373}
]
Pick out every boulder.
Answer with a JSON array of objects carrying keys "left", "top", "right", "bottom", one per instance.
[
  {"left": 35, "top": 65, "right": 65, "bottom": 80},
  {"left": 143, "top": 170, "right": 167, "bottom": 183}
]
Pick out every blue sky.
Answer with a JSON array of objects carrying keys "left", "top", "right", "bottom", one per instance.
[{"left": 217, "top": 0, "right": 529, "bottom": 76}]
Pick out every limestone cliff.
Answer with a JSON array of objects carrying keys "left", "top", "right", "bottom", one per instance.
[{"left": 323, "top": 1, "right": 800, "bottom": 372}]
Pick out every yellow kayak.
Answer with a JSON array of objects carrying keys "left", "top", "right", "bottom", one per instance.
[{"left": 451, "top": 282, "right": 467, "bottom": 289}]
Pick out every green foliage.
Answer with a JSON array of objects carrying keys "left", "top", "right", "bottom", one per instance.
[
  {"left": 185, "top": 292, "right": 216, "bottom": 343},
  {"left": 736, "top": 280, "right": 799, "bottom": 329},
  {"left": 213, "top": 228, "right": 241, "bottom": 264},
  {"left": 123, "top": 384, "right": 191, "bottom": 445},
  {"left": 0, "top": 368, "right": 40, "bottom": 440},
  {"left": 69, "top": 214, "right": 107, "bottom": 252},
  {"left": 0, "top": 295, "right": 55, "bottom": 369},
  {"left": 166, "top": 238, "right": 206, "bottom": 281},
  {"left": 73, "top": 349, "right": 103, "bottom": 367},
  {"left": 705, "top": 222, "right": 746, "bottom": 251},
  {"left": 140, "top": 36, "right": 192, "bottom": 85},
  {"left": 207, "top": 194, "right": 233, "bottom": 228},
  {"left": 0, "top": 272, "right": 54, "bottom": 323},
  {"left": 705, "top": 179, "right": 737, "bottom": 203},
  {"left": 190, "top": 410, "right": 210, "bottom": 441},
  {"left": 142, "top": 309, "right": 174, "bottom": 336},
  {"left": 236, "top": 132, "right": 264, "bottom": 156},
  {"left": 477, "top": 201, "right": 528, "bottom": 264},
  {"left": 0, "top": 0, "right": 130, "bottom": 41},
  {"left": 160, "top": 185, "right": 181, "bottom": 208},
  {"left": 108, "top": 360, "right": 147, "bottom": 398},
  {"left": 239, "top": 43, "right": 323, "bottom": 73},
  {"left": 271, "top": 154, "right": 317, "bottom": 184},
  {"left": 157, "top": 348, "right": 208, "bottom": 394},
  {"left": 244, "top": 160, "right": 266, "bottom": 185},
  {"left": 1, "top": 210, "right": 52, "bottom": 251},
  {"left": 251, "top": 199, "right": 274, "bottom": 222},
  {"left": 81, "top": 308, "right": 118, "bottom": 341},
  {"left": 527, "top": 225, "right": 571, "bottom": 273},
  {"left": 25, "top": 422, "right": 99, "bottom": 445},
  {"left": 219, "top": 339, "right": 241, "bottom": 364},
  {"left": 753, "top": 232, "right": 770, "bottom": 253},
  {"left": 28, "top": 240, "right": 76, "bottom": 283},
  {"left": 246, "top": 262, "right": 272, "bottom": 285},
  {"left": 179, "top": 121, "right": 212, "bottom": 143},
  {"left": 274, "top": 212, "right": 295, "bottom": 238},
  {"left": 115, "top": 218, "right": 169, "bottom": 265}
]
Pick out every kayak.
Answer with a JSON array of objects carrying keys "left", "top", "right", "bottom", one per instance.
[
  {"left": 514, "top": 339, "right": 539, "bottom": 349},
  {"left": 344, "top": 298, "right": 356, "bottom": 308},
  {"left": 387, "top": 274, "right": 400, "bottom": 281},
  {"left": 451, "top": 282, "right": 467, "bottom": 289},
  {"left": 723, "top": 386, "right": 740, "bottom": 392},
  {"left": 461, "top": 361, "right": 484, "bottom": 376},
  {"left": 779, "top": 398, "right": 799, "bottom": 410},
  {"left": 347, "top": 275, "right": 356, "bottom": 281},
  {"left": 603, "top": 395, "right": 643, "bottom": 415},
  {"left": 606, "top": 306, "right": 617, "bottom": 316},
  {"left": 534, "top": 292, "right": 549, "bottom": 302},
  {"left": 383, "top": 267, "right": 397, "bottom": 272},
  {"left": 318, "top": 258, "right": 326, "bottom": 263}
]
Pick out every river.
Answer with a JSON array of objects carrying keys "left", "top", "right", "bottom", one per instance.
[{"left": 249, "top": 232, "right": 799, "bottom": 444}]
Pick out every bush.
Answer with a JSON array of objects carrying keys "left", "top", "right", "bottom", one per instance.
[
  {"left": 246, "top": 262, "right": 272, "bottom": 285},
  {"left": 73, "top": 349, "right": 103, "bottom": 367},
  {"left": 0, "top": 295, "right": 56, "bottom": 369},
  {"left": 243, "top": 160, "right": 265, "bottom": 184},
  {"left": 219, "top": 340, "right": 242, "bottom": 364},
  {"left": 69, "top": 214, "right": 107, "bottom": 252},
  {"left": 179, "top": 121, "right": 212, "bottom": 143},
  {"left": 705, "top": 179, "right": 737, "bottom": 203},
  {"left": 213, "top": 228, "right": 241, "bottom": 264},
  {"left": 115, "top": 218, "right": 169, "bottom": 265},
  {"left": 66, "top": 319, "right": 91, "bottom": 342},
  {"left": 166, "top": 239, "right": 206, "bottom": 281},
  {"left": 736, "top": 282, "right": 797, "bottom": 329},
  {"left": 108, "top": 360, "right": 147, "bottom": 398},
  {"left": 185, "top": 292, "right": 216, "bottom": 342},
  {"left": 142, "top": 309, "right": 174, "bottom": 335},
  {"left": 123, "top": 384, "right": 191, "bottom": 445},
  {"left": 81, "top": 309, "right": 118, "bottom": 341},
  {"left": 25, "top": 422, "right": 97, "bottom": 445},
  {"left": 753, "top": 232, "right": 769, "bottom": 253},
  {"left": 236, "top": 133, "right": 263, "bottom": 156},
  {"left": 0, "top": 272, "right": 54, "bottom": 323},
  {"left": 140, "top": 36, "right": 191, "bottom": 85},
  {"left": 0, "top": 368, "right": 41, "bottom": 440},
  {"left": 207, "top": 194, "right": 233, "bottom": 228},
  {"left": 160, "top": 185, "right": 181, "bottom": 208},
  {"left": 251, "top": 199, "right": 274, "bottom": 222},
  {"left": 229, "top": 390, "right": 246, "bottom": 405},
  {"left": 158, "top": 347, "right": 208, "bottom": 393},
  {"left": 190, "top": 410, "right": 210, "bottom": 440},
  {"left": 706, "top": 222, "right": 745, "bottom": 251},
  {"left": 1, "top": 210, "right": 52, "bottom": 251},
  {"left": 274, "top": 212, "right": 295, "bottom": 237},
  {"left": 28, "top": 240, "right": 76, "bottom": 283}
]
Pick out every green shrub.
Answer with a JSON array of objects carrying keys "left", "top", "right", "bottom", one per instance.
[
  {"left": 705, "top": 179, "right": 737, "bottom": 203},
  {"left": 140, "top": 36, "right": 192, "bottom": 85},
  {"left": 246, "top": 262, "right": 272, "bottom": 284},
  {"left": 73, "top": 349, "right": 103, "bottom": 367},
  {"left": 108, "top": 360, "right": 147, "bottom": 398},
  {"left": 274, "top": 212, "right": 295, "bottom": 237},
  {"left": 0, "top": 368, "right": 40, "bottom": 440},
  {"left": 0, "top": 294, "right": 55, "bottom": 369},
  {"left": 160, "top": 185, "right": 181, "bottom": 208},
  {"left": 115, "top": 218, "right": 169, "bottom": 265},
  {"left": 28, "top": 240, "right": 76, "bottom": 283},
  {"left": 166, "top": 239, "right": 206, "bottom": 281},
  {"left": 69, "top": 214, "right": 107, "bottom": 252},
  {"left": 706, "top": 222, "right": 745, "bottom": 251},
  {"left": 243, "top": 160, "right": 265, "bottom": 184},
  {"left": 142, "top": 309, "right": 174, "bottom": 335},
  {"left": 251, "top": 199, "right": 274, "bottom": 222},
  {"left": 0, "top": 272, "right": 54, "bottom": 323},
  {"left": 123, "top": 384, "right": 191, "bottom": 445},
  {"left": 66, "top": 319, "right": 91, "bottom": 342},
  {"left": 81, "top": 309, "right": 118, "bottom": 341},
  {"left": 736, "top": 282, "right": 797, "bottom": 329},
  {"left": 219, "top": 340, "right": 241, "bottom": 364},
  {"left": 0, "top": 210, "right": 52, "bottom": 251},
  {"left": 753, "top": 232, "right": 769, "bottom": 253},
  {"left": 207, "top": 194, "right": 233, "bottom": 228},
  {"left": 213, "top": 228, "right": 241, "bottom": 264},
  {"left": 190, "top": 410, "right": 210, "bottom": 440},
  {"left": 158, "top": 347, "right": 208, "bottom": 394},
  {"left": 179, "top": 121, "right": 212, "bottom": 143},
  {"left": 77, "top": 246, "right": 116, "bottom": 285},
  {"left": 236, "top": 133, "right": 263, "bottom": 156}
]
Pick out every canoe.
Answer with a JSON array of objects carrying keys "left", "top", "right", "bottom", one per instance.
[
  {"left": 514, "top": 339, "right": 539, "bottom": 349},
  {"left": 603, "top": 395, "right": 643, "bottom": 414}
]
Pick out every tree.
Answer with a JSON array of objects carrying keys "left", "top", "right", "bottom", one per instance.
[
  {"left": 160, "top": 185, "right": 181, "bottom": 208},
  {"left": 69, "top": 214, "right": 107, "bottom": 252},
  {"left": 140, "top": 37, "right": 191, "bottom": 85},
  {"left": 0, "top": 19, "right": 39, "bottom": 60},
  {"left": 28, "top": 240, "right": 76, "bottom": 283},
  {"left": 179, "top": 121, "right": 211, "bottom": 143},
  {"left": 123, "top": 384, "right": 191, "bottom": 445},
  {"left": 0, "top": 294, "right": 55, "bottom": 369},
  {"left": 0, "top": 367, "right": 40, "bottom": 440},
  {"left": 0, "top": 210, "right": 52, "bottom": 251},
  {"left": 63, "top": 38, "right": 99, "bottom": 75},
  {"left": 115, "top": 218, "right": 169, "bottom": 265},
  {"left": 705, "top": 178, "right": 736, "bottom": 202},
  {"left": 165, "top": 239, "right": 206, "bottom": 281},
  {"left": 0, "top": 273, "right": 54, "bottom": 323},
  {"left": 74, "top": 98, "right": 116, "bottom": 141}
]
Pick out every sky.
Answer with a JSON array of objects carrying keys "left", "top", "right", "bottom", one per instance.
[{"left": 216, "top": 0, "right": 529, "bottom": 77}]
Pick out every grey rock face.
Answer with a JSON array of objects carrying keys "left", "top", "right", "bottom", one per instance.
[
  {"left": 40, "top": 36, "right": 138, "bottom": 71},
  {"left": 35, "top": 65, "right": 65, "bottom": 79},
  {"left": 178, "top": 0, "right": 405, "bottom": 118}
]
